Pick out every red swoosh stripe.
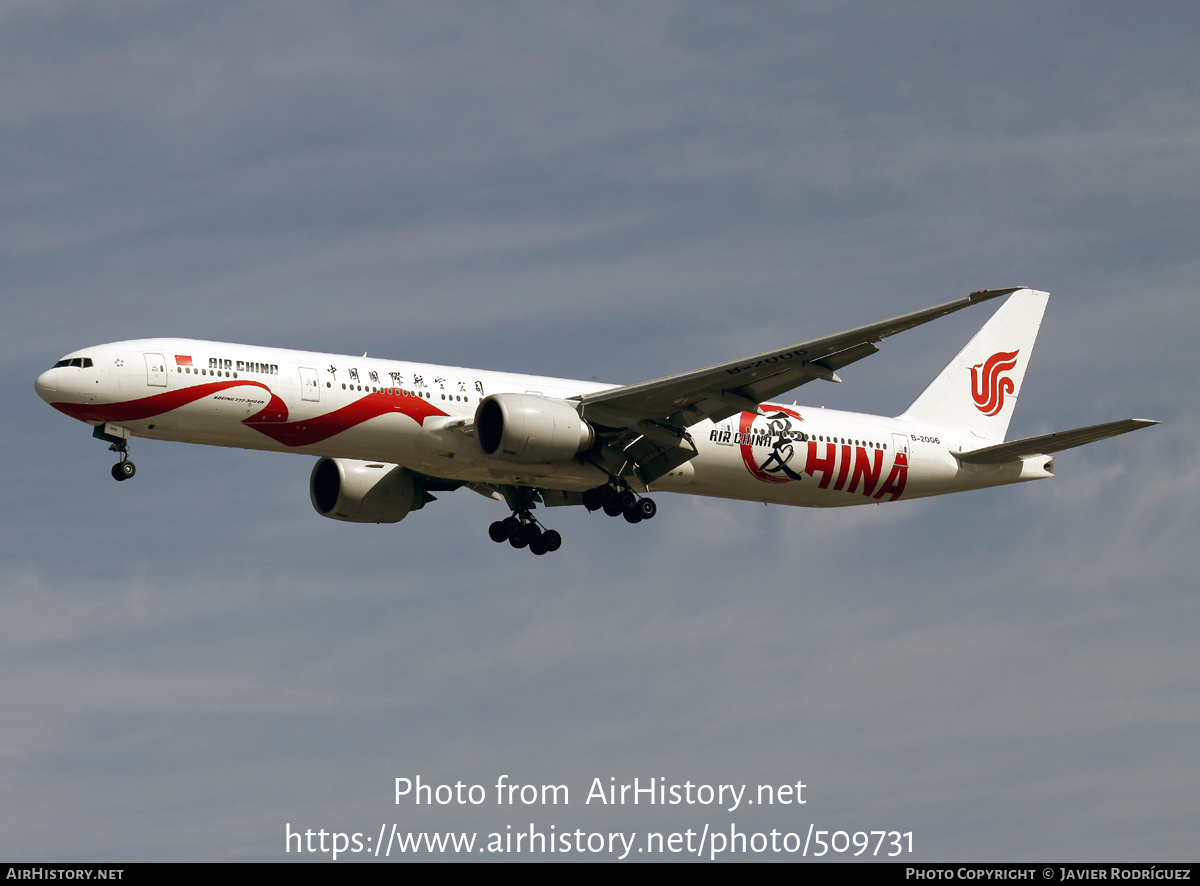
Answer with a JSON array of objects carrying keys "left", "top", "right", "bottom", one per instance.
[
  {"left": 50, "top": 380, "right": 269, "bottom": 423},
  {"left": 53, "top": 382, "right": 450, "bottom": 448},
  {"left": 245, "top": 390, "right": 447, "bottom": 447}
]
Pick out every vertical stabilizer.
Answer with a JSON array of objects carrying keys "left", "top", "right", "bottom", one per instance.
[{"left": 898, "top": 288, "right": 1048, "bottom": 442}]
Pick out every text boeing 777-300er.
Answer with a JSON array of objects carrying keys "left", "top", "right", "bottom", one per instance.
[{"left": 35, "top": 287, "right": 1156, "bottom": 555}]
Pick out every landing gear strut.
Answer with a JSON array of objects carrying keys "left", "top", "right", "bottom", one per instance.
[{"left": 583, "top": 481, "right": 656, "bottom": 524}]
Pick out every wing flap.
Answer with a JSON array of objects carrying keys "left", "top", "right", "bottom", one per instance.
[
  {"left": 955, "top": 419, "right": 1159, "bottom": 464},
  {"left": 817, "top": 340, "right": 882, "bottom": 372}
]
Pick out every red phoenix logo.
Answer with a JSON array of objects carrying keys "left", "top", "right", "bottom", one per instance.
[{"left": 970, "top": 350, "right": 1019, "bottom": 416}]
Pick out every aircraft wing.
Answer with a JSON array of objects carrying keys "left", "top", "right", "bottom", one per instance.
[
  {"left": 573, "top": 287, "right": 1025, "bottom": 485},
  {"left": 954, "top": 418, "right": 1160, "bottom": 464}
]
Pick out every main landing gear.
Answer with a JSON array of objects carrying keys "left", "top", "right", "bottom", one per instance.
[
  {"left": 488, "top": 513, "right": 563, "bottom": 556},
  {"left": 582, "top": 482, "right": 657, "bottom": 524},
  {"left": 485, "top": 481, "right": 657, "bottom": 554}
]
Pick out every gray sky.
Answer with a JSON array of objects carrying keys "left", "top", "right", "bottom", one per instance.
[{"left": 2, "top": 0, "right": 1197, "bottom": 861}]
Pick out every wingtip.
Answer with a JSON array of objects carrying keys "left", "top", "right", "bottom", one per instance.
[{"left": 968, "top": 286, "right": 1027, "bottom": 302}]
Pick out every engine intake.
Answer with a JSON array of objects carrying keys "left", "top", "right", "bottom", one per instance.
[
  {"left": 309, "top": 457, "right": 421, "bottom": 523},
  {"left": 476, "top": 393, "right": 594, "bottom": 464}
]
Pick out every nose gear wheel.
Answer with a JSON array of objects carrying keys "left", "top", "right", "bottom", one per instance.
[{"left": 111, "top": 460, "right": 136, "bottom": 481}]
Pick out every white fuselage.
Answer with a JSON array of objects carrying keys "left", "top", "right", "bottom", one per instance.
[{"left": 35, "top": 338, "right": 1052, "bottom": 509}]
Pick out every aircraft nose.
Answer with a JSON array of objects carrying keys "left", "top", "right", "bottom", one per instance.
[{"left": 34, "top": 368, "right": 59, "bottom": 402}]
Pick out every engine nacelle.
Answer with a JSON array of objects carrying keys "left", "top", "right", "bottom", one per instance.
[
  {"left": 475, "top": 393, "right": 595, "bottom": 464},
  {"left": 309, "top": 457, "right": 421, "bottom": 523}
]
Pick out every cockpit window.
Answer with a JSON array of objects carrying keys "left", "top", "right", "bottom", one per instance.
[
  {"left": 52, "top": 357, "right": 93, "bottom": 368},
  {"left": 53, "top": 359, "right": 70, "bottom": 368}
]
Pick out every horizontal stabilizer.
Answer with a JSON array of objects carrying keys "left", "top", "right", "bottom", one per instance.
[{"left": 955, "top": 418, "right": 1159, "bottom": 464}]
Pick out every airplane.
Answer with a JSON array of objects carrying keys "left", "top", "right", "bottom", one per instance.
[{"left": 34, "top": 287, "right": 1156, "bottom": 555}]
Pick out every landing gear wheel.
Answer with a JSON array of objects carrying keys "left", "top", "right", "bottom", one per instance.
[
  {"left": 623, "top": 508, "right": 643, "bottom": 524},
  {"left": 495, "top": 490, "right": 563, "bottom": 554},
  {"left": 111, "top": 461, "right": 135, "bottom": 481},
  {"left": 602, "top": 499, "right": 623, "bottom": 517},
  {"left": 619, "top": 490, "right": 637, "bottom": 511},
  {"left": 637, "top": 498, "right": 657, "bottom": 520},
  {"left": 582, "top": 488, "right": 603, "bottom": 511}
]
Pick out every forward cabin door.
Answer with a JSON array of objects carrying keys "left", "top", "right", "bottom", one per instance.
[{"left": 144, "top": 353, "right": 167, "bottom": 387}]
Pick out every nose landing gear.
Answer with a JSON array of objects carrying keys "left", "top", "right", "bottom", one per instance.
[{"left": 93, "top": 424, "right": 136, "bottom": 482}]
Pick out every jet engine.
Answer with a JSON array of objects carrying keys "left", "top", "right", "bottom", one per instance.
[
  {"left": 475, "top": 393, "right": 595, "bottom": 464},
  {"left": 309, "top": 457, "right": 422, "bottom": 523}
]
